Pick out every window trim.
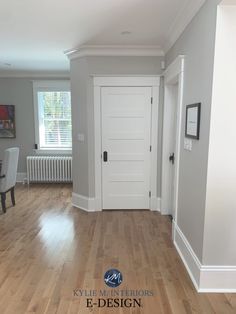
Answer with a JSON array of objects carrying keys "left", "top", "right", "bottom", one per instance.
[{"left": 33, "top": 80, "right": 72, "bottom": 153}]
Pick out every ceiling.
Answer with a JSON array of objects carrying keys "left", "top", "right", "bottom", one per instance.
[{"left": 0, "top": 0, "right": 205, "bottom": 74}]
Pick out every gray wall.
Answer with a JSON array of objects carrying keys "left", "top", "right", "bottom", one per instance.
[
  {"left": 0, "top": 78, "right": 35, "bottom": 173},
  {"left": 165, "top": 0, "right": 221, "bottom": 261},
  {"left": 70, "top": 56, "right": 164, "bottom": 198},
  {"left": 70, "top": 58, "right": 90, "bottom": 196},
  {"left": 0, "top": 77, "right": 70, "bottom": 174}
]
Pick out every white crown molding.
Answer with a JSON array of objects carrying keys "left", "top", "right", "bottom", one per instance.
[
  {"left": 163, "top": 0, "right": 207, "bottom": 53},
  {"left": 65, "top": 2, "right": 206, "bottom": 59},
  {"left": 173, "top": 221, "right": 236, "bottom": 292},
  {"left": 65, "top": 45, "right": 164, "bottom": 60},
  {"left": 220, "top": 0, "right": 236, "bottom": 5},
  {"left": 0, "top": 71, "right": 70, "bottom": 78}
]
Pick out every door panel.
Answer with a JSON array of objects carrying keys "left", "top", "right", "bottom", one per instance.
[{"left": 101, "top": 87, "right": 152, "bottom": 210}]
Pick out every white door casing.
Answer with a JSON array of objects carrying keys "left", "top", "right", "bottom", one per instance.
[
  {"left": 101, "top": 86, "right": 152, "bottom": 209},
  {"left": 94, "top": 76, "right": 160, "bottom": 211},
  {"left": 162, "top": 56, "right": 185, "bottom": 230},
  {"left": 162, "top": 83, "right": 178, "bottom": 216}
]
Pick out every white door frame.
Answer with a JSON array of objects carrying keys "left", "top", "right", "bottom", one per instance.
[
  {"left": 162, "top": 56, "right": 185, "bottom": 226},
  {"left": 93, "top": 76, "right": 160, "bottom": 211}
]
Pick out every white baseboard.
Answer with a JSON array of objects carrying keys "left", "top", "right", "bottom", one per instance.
[
  {"left": 173, "top": 221, "right": 236, "bottom": 292},
  {"left": 150, "top": 197, "right": 161, "bottom": 211},
  {"left": 72, "top": 193, "right": 161, "bottom": 212},
  {"left": 160, "top": 199, "right": 173, "bottom": 215},
  {"left": 173, "top": 223, "right": 201, "bottom": 290},
  {"left": 72, "top": 193, "right": 101, "bottom": 212},
  {"left": 199, "top": 266, "right": 236, "bottom": 293},
  {"left": 17, "top": 172, "right": 27, "bottom": 183}
]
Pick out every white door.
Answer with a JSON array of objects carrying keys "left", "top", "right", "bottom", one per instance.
[{"left": 101, "top": 86, "right": 152, "bottom": 210}]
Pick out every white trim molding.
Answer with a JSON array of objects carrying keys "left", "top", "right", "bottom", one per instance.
[
  {"left": 93, "top": 75, "right": 160, "bottom": 87},
  {"left": 150, "top": 197, "right": 161, "bottom": 212},
  {"left": 0, "top": 71, "right": 69, "bottom": 78},
  {"left": 162, "top": 56, "right": 185, "bottom": 218},
  {"left": 65, "top": 45, "right": 164, "bottom": 60},
  {"left": 163, "top": 55, "right": 185, "bottom": 82},
  {"left": 200, "top": 266, "right": 236, "bottom": 293},
  {"left": 94, "top": 76, "right": 160, "bottom": 211},
  {"left": 32, "top": 80, "right": 71, "bottom": 152},
  {"left": 174, "top": 222, "right": 201, "bottom": 290},
  {"left": 164, "top": 0, "right": 207, "bottom": 53},
  {"left": 72, "top": 193, "right": 100, "bottom": 212},
  {"left": 17, "top": 172, "right": 27, "bottom": 183},
  {"left": 34, "top": 149, "right": 72, "bottom": 155},
  {"left": 173, "top": 221, "right": 236, "bottom": 292}
]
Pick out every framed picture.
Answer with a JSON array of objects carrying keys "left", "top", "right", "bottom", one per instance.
[
  {"left": 0, "top": 105, "right": 16, "bottom": 138},
  {"left": 185, "top": 103, "right": 201, "bottom": 139}
]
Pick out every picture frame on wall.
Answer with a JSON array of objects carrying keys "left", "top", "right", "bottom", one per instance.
[
  {"left": 185, "top": 103, "right": 201, "bottom": 140},
  {"left": 0, "top": 105, "right": 16, "bottom": 138}
]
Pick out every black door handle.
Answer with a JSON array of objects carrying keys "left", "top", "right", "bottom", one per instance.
[
  {"left": 169, "top": 153, "right": 175, "bottom": 164},
  {"left": 103, "top": 151, "right": 108, "bottom": 162}
]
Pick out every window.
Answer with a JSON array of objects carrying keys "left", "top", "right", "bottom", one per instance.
[{"left": 33, "top": 81, "right": 72, "bottom": 151}]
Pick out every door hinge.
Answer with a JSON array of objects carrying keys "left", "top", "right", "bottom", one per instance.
[
  {"left": 150, "top": 145, "right": 152, "bottom": 152},
  {"left": 151, "top": 97, "right": 153, "bottom": 104},
  {"left": 149, "top": 191, "right": 151, "bottom": 198}
]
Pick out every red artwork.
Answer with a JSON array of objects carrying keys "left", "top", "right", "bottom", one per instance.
[{"left": 0, "top": 105, "right": 16, "bottom": 138}]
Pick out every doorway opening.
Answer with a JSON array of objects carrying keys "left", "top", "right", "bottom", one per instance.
[
  {"left": 162, "top": 83, "right": 178, "bottom": 217},
  {"left": 161, "top": 56, "right": 185, "bottom": 231}
]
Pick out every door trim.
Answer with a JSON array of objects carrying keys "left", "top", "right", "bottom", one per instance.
[
  {"left": 162, "top": 56, "right": 185, "bottom": 225},
  {"left": 93, "top": 76, "right": 160, "bottom": 211}
]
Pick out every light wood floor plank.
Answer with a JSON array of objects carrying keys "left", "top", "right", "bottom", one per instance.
[{"left": 0, "top": 184, "right": 235, "bottom": 314}]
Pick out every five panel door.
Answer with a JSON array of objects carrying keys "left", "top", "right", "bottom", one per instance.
[{"left": 101, "top": 86, "right": 152, "bottom": 209}]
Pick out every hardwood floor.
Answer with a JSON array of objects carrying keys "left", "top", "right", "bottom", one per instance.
[{"left": 0, "top": 184, "right": 235, "bottom": 314}]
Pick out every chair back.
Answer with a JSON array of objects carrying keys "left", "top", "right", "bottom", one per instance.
[{"left": 0, "top": 147, "right": 19, "bottom": 192}]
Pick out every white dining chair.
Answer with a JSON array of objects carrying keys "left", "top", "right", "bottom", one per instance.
[{"left": 0, "top": 147, "right": 19, "bottom": 213}]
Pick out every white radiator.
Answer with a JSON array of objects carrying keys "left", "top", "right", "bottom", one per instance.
[{"left": 27, "top": 156, "right": 72, "bottom": 183}]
